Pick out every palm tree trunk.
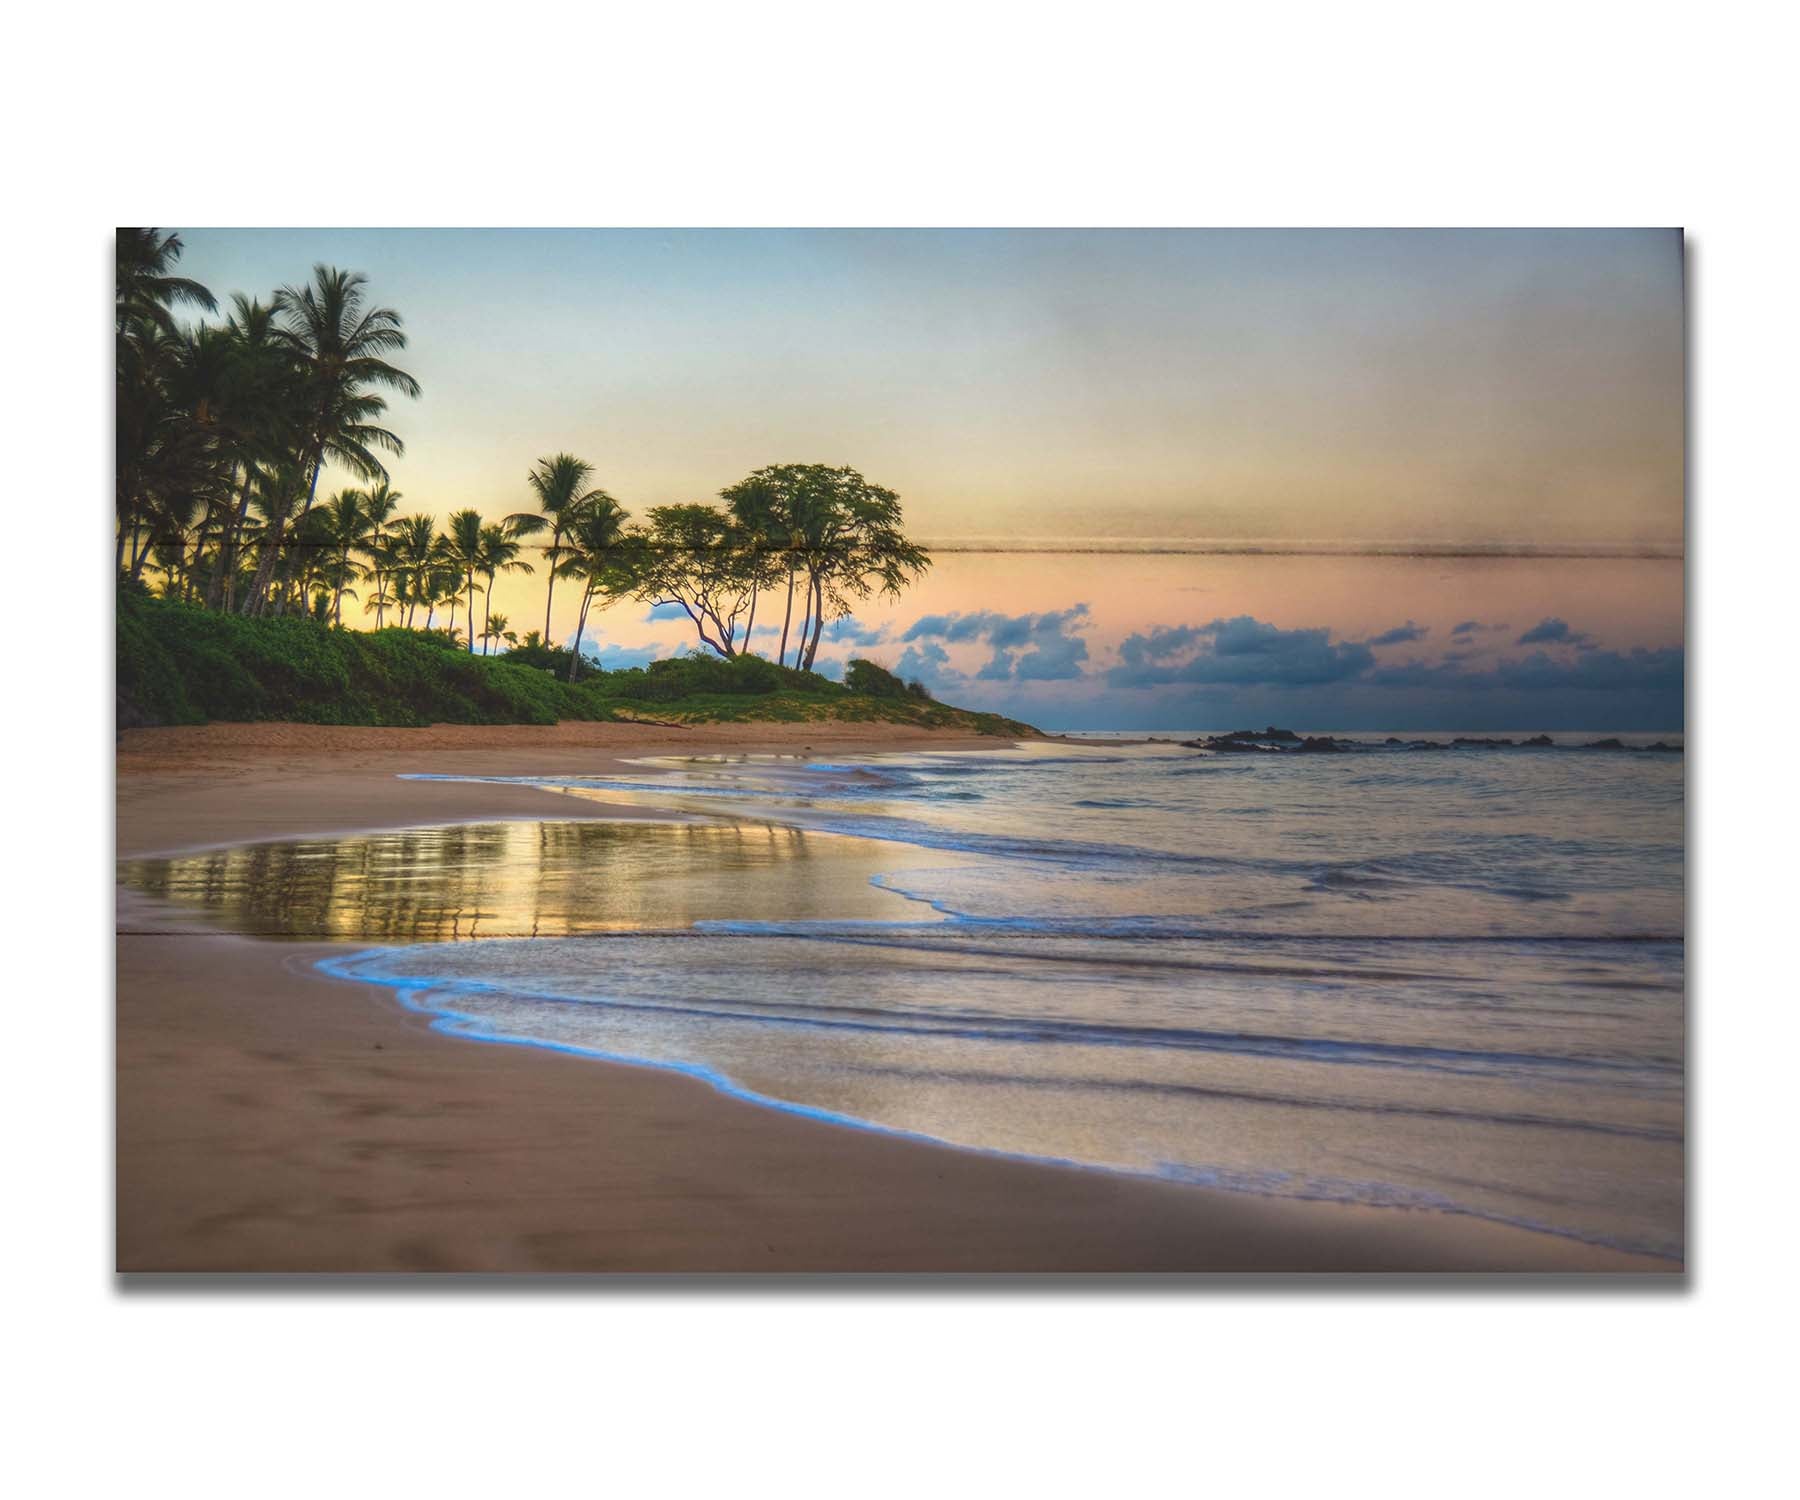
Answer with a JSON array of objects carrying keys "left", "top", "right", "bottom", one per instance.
[
  {"left": 777, "top": 564, "right": 796, "bottom": 666},
  {"left": 542, "top": 532, "right": 561, "bottom": 641},
  {"left": 210, "top": 466, "right": 256, "bottom": 612},
  {"left": 792, "top": 568, "right": 815, "bottom": 665},
  {"left": 269, "top": 444, "right": 327, "bottom": 617},
  {"left": 803, "top": 573, "right": 826, "bottom": 670},
  {"left": 568, "top": 589, "right": 594, "bottom": 681}
]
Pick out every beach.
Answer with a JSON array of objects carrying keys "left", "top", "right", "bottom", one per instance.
[{"left": 116, "top": 722, "right": 1672, "bottom": 1273}]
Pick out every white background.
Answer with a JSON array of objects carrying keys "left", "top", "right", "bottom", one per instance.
[{"left": 5, "top": 2, "right": 1795, "bottom": 1495}]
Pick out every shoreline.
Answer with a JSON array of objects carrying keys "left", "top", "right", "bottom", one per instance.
[{"left": 116, "top": 722, "right": 1677, "bottom": 1273}]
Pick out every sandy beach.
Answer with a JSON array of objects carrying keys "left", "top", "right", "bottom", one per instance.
[{"left": 116, "top": 722, "right": 1672, "bottom": 1272}]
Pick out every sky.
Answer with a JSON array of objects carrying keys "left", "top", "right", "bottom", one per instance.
[{"left": 173, "top": 228, "right": 1685, "bottom": 730}]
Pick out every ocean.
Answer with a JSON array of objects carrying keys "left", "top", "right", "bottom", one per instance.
[{"left": 119, "top": 734, "right": 1685, "bottom": 1260}]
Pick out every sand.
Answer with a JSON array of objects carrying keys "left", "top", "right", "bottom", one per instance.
[{"left": 116, "top": 722, "right": 1674, "bottom": 1273}]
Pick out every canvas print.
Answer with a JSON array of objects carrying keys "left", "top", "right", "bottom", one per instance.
[{"left": 115, "top": 228, "right": 1683, "bottom": 1273}]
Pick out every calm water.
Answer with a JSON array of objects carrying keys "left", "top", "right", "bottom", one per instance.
[{"left": 118, "top": 735, "right": 1684, "bottom": 1259}]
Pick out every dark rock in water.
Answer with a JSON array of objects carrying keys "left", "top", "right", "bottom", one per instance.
[
  {"left": 1452, "top": 736, "right": 1516, "bottom": 747},
  {"left": 1207, "top": 736, "right": 1288, "bottom": 753},
  {"left": 1584, "top": 737, "right": 1626, "bottom": 750},
  {"left": 1406, "top": 740, "right": 1448, "bottom": 751},
  {"left": 1183, "top": 726, "right": 1353, "bottom": 757},
  {"left": 1384, "top": 736, "right": 1404, "bottom": 744},
  {"left": 1523, "top": 734, "right": 1555, "bottom": 747},
  {"left": 1645, "top": 741, "right": 1682, "bottom": 752}
]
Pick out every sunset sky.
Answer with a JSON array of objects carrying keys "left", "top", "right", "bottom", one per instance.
[{"left": 174, "top": 228, "right": 1684, "bottom": 729}]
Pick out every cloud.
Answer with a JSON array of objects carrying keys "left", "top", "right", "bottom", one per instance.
[
  {"left": 573, "top": 640, "right": 663, "bottom": 670},
  {"left": 1516, "top": 616, "right": 1595, "bottom": 648},
  {"left": 1108, "top": 615, "right": 1375, "bottom": 688},
  {"left": 895, "top": 641, "right": 954, "bottom": 683},
  {"left": 1367, "top": 620, "right": 1429, "bottom": 647},
  {"left": 1451, "top": 619, "right": 1482, "bottom": 637},
  {"left": 1369, "top": 646, "right": 1681, "bottom": 695},
  {"left": 901, "top": 604, "right": 1091, "bottom": 682},
  {"left": 822, "top": 616, "right": 888, "bottom": 647},
  {"left": 642, "top": 601, "right": 690, "bottom": 622}
]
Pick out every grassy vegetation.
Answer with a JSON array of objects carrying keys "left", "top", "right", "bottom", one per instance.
[{"left": 117, "top": 586, "right": 1038, "bottom": 736}]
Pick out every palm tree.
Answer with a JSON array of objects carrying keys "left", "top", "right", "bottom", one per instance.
[
  {"left": 388, "top": 514, "right": 439, "bottom": 628},
  {"left": 476, "top": 522, "right": 534, "bottom": 648},
  {"left": 438, "top": 509, "right": 487, "bottom": 654},
  {"left": 247, "top": 265, "right": 420, "bottom": 616},
  {"left": 556, "top": 495, "right": 634, "bottom": 678},
  {"left": 312, "top": 489, "right": 368, "bottom": 624},
  {"left": 506, "top": 454, "right": 609, "bottom": 641},
  {"left": 355, "top": 481, "right": 405, "bottom": 627},
  {"left": 426, "top": 538, "right": 462, "bottom": 637},
  {"left": 207, "top": 295, "right": 301, "bottom": 611},
  {"left": 116, "top": 229, "right": 217, "bottom": 344},
  {"left": 480, "top": 613, "right": 515, "bottom": 655}
]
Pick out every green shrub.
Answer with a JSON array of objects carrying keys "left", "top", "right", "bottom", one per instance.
[
  {"left": 844, "top": 657, "right": 909, "bottom": 698},
  {"left": 115, "top": 587, "right": 1034, "bottom": 735}
]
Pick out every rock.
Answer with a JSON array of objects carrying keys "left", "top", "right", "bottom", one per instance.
[
  {"left": 1296, "top": 736, "right": 1347, "bottom": 753},
  {"left": 1523, "top": 734, "right": 1555, "bottom": 747},
  {"left": 1207, "top": 736, "right": 1287, "bottom": 753},
  {"left": 1451, "top": 736, "right": 1516, "bottom": 747},
  {"left": 1584, "top": 738, "right": 1626, "bottom": 750},
  {"left": 1645, "top": 741, "right": 1682, "bottom": 752}
]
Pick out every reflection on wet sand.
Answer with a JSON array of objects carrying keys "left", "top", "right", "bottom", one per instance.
[{"left": 118, "top": 819, "right": 951, "bottom": 941}]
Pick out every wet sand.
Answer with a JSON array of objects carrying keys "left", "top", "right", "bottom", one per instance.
[{"left": 116, "top": 722, "right": 1673, "bottom": 1272}]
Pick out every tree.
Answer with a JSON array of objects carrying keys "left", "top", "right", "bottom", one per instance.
[
  {"left": 116, "top": 238, "right": 229, "bottom": 585},
  {"left": 476, "top": 522, "right": 534, "bottom": 651},
  {"left": 206, "top": 295, "right": 304, "bottom": 612},
  {"left": 357, "top": 481, "right": 406, "bottom": 627},
  {"left": 506, "top": 454, "right": 610, "bottom": 641},
  {"left": 722, "top": 465, "right": 930, "bottom": 669},
  {"left": 388, "top": 514, "right": 439, "bottom": 628},
  {"left": 246, "top": 266, "right": 419, "bottom": 616},
  {"left": 480, "top": 613, "right": 517, "bottom": 655},
  {"left": 116, "top": 229, "right": 216, "bottom": 345},
  {"left": 438, "top": 509, "right": 487, "bottom": 653},
  {"left": 555, "top": 496, "right": 634, "bottom": 678},
  {"left": 632, "top": 504, "right": 761, "bottom": 658},
  {"left": 307, "top": 489, "right": 368, "bottom": 625}
]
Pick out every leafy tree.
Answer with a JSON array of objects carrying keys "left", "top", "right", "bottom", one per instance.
[
  {"left": 632, "top": 504, "right": 763, "bottom": 658},
  {"left": 722, "top": 464, "right": 929, "bottom": 670}
]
